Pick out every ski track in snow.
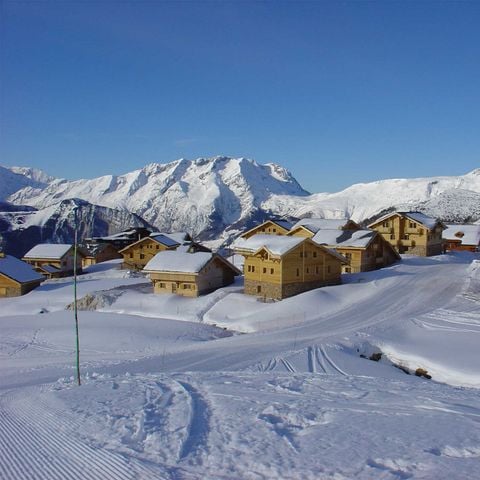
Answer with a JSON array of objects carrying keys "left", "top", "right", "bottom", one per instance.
[{"left": 0, "top": 386, "right": 169, "bottom": 480}]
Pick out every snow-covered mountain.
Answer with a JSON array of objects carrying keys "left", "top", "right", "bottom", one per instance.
[
  {"left": 0, "top": 198, "right": 153, "bottom": 257},
  {"left": 4, "top": 157, "right": 309, "bottom": 239},
  {"left": 1, "top": 158, "right": 479, "bottom": 246}
]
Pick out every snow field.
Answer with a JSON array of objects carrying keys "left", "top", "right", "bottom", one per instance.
[{"left": 1, "top": 252, "right": 480, "bottom": 478}]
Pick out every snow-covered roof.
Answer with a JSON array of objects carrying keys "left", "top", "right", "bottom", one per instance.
[
  {"left": 39, "top": 264, "right": 62, "bottom": 274},
  {"left": 150, "top": 233, "right": 180, "bottom": 247},
  {"left": 272, "top": 220, "right": 294, "bottom": 230},
  {"left": 443, "top": 224, "right": 480, "bottom": 246},
  {"left": 232, "top": 234, "right": 305, "bottom": 256},
  {"left": 400, "top": 212, "right": 440, "bottom": 230},
  {"left": 292, "top": 218, "right": 352, "bottom": 233},
  {"left": 0, "top": 255, "right": 44, "bottom": 283},
  {"left": 370, "top": 211, "right": 440, "bottom": 230},
  {"left": 23, "top": 244, "right": 73, "bottom": 260},
  {"left": 144, "top": 251, "right": 214, "bottom": 273},
  {"left": 312, "top": 229, "right": 376, "bottom": 248},
  {"left": 157, "top": 232, "right": 191, "bottom": 244}
]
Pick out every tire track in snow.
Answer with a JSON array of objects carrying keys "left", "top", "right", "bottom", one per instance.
[
  {"left": 0, "top": 387, "right": 164, "bottom": 480},
  {"left": 176, "top": 381, "right": 211, "bottom": 463},
  {"left": 319, "top": 345, "right": 348, "bottom": 376}
]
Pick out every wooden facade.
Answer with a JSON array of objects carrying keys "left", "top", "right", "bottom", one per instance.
[
  {"left": 119, "top": 235, "right": 178, "bottom": 270},
  {"left": 368, "top": 212, "right": 445, "bottom": 256},
  {"left": 144, "top": 252, "right": 241, "bottom": 297},
  {"left": 234, "top": 236, "right": 346, "bottom": 300},
  {"left": 288, "top": 228, "right": 400, "bottom": 273},
  {"left": 82, "top": 243, "right": 122, "bottom": 268},
  {"left": 0, "top": 253, "right": 44, "bottom": 297},
  {"left": 241, "top": 220, "right": 293, "bottom": 239},
  {"left": 23, "top": 245, "right": 84, "bottom": 278}
]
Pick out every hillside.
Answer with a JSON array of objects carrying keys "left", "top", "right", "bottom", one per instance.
[
  {"left": 0, "top": 253, "right": 479, "bottom": 479},
  {"left": 1, "top": 159, "right": 480, "bottom": 246}
]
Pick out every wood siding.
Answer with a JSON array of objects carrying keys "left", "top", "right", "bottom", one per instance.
[
  {"left": 370, "top": 215, "right": 444, "bottom": 256},
  {"left": 121, "top": 238, "right": 175, "bottom": 270},
  {"left": 149, "top": 258, "right": 236, "bottom": 297},
  {"left": 241, "top": 221, "right": 291, "bottom": 239},
  {"left": 0, "top": 274, "right": 41, "bottom": 297},
  {"left": 242, "top": 241, "right": 343, "bottom": 300}
]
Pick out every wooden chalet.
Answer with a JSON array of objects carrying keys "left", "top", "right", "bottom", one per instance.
[
  {"left": 22, "top": 244, "right": 84, "bottom": 278},
  {"left": 241, "top": 220, "right": 294, "bottom": 239},
  {"left": 443, "top": 224, "right": 480, "bottom": 252},
  {"left": 368, "top": 212, "right": 445, "bottom": 256},
  {"left": 0, "top": 252, "right": 44, "bottom": 297},
  {"left": 82, "top": 243, "right": 122, "bottom": 268},
  {"left": 144, "top": 251, "right": 241, "bottom": 297},
  {"left": 119, "top": 232, "right": 210, "bottom": 270},
  {"left": 84, "top": 227, "right": 152, "bottom": 251},
  {"left": 288, "top": 218, "right": 361, "bottom": 237},
  {"left": 233, "top": 234, "right": 347, "bottom": 300},
  {"left": 288, "top": 226, "right": 399, "bottom": 273}
]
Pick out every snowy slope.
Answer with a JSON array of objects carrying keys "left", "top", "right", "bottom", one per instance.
[{"left": 1, "top": 253, "right": 480, "bottom": 479}]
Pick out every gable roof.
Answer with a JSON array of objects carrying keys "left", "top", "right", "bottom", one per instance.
[
  {"left": 233, "top": 234, "right": 348, "bottom": 263},
  {"left": 119, "top": 233, "right": 180, "bottom": 253},
  {"left": 144, "top": 251, "right": 241, "bottom": 275},
  {"left": 291, "top": 218, "right": 358, "bottom": 233},
  {"left": 0, "top": 255, "right": 44, "bottom": 283},
  {"left": 443, "top": 224, "right": 480, "bottom": 246},
  {"left": 233, "top": 234, "right": 305, "bottom": 256},
  {"left": 312, "top": 229, "right": 377, "bottom": 249},
  {"left": 241, "top": 219, "right": 294, "bottom": 238},
  {"left": 368, "top": 211, "right": 442, "bottom": 230},
  {"left": 23, "top": 243, "right": 74, "bottom": 260}
]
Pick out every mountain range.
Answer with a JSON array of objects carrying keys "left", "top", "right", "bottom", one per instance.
[{"left": 1, "top": 157, "right": 479, "bottom": 255}]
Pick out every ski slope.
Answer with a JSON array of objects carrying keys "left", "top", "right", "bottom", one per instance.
[{"left": 1, "top": 254, "right": 479, "bottom": 479}]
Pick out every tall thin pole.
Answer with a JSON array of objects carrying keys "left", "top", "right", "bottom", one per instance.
[{"left": 73, "top": 209, "right": 81, "bottom": 386}]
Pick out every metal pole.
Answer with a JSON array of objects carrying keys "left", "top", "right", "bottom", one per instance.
[{"left": 73, "top": 209, "right": 81, "bottom": 386}]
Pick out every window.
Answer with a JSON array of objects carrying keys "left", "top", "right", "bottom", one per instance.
[
  {"left": 257, "top": 285, "right": 262, "bottom": 293},
  {"left": 345, "top": 253, "right": 352, "bottom": 260},
  {"left": 327, "top": 265, "right": 331, "bottom": 273},
  {"left": 273, "top": 228, "right": 276, "bottom": 233},
  {"left": 315, "top": 266, "right": 319, "bottom": 274},
  {"left": 390, "top": 234, "right": 395, "bottom": 240},
  {"left": 409, "top": 221, "right": 416, "bottom": 228},
  {"left": 306, "top": 267, "right": 309, "bottom": 274},
  {"left": 382, "top": 221, "right": 389, "bottom": 227},
  {"left": 270, "top": 268, "right": 274, "bottom": 274},
  {"left": 300, "top": 252, "right": 304, "bottom": 258},
  {"left": 263, "top": 267, "right": 267, "bottom": 273},
  {"left": 159, "top": 282, "right": 166, "bottom": 288},
  {"left": 296, "top": 268, "right": 300, "bottom": 277},
  {"left": 183, "top": 284, "right": 191, "bottom": 289},
  {"left": 129, "top": 253, "right": 133, "bottom": 258},
  {"left": 345, "top": 267, "right": 352, "bottom": 273},
  {"left": 248, "top": 265, "right": 252, "bottom": 272},
  {"left": 403, "top": 234, "right": 409, "bottom": 240},
  {"left": 313, "top": 251, "right": 317, "bottom": 258},
  {"left": 252, "top": 266, "right": 255, "bottom": 272},
  {"left": 140, "top": 254, "right": 145, "bottom": 259},
  {"left": 156, "top": 245, "right": 159, "bottom": 249}
]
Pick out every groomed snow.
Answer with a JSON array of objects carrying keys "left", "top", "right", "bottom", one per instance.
[{"left": 1, "top": 253, "right": 480, "bottom": 479}]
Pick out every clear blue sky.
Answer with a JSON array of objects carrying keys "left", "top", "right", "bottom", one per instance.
[{"left": 1, "top": 1, "right": 479, "bottom": 192}]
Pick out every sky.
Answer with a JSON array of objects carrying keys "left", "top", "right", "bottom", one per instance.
[{"left": 1, "top": 0, "right": 479, "bottom": 193}]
